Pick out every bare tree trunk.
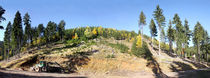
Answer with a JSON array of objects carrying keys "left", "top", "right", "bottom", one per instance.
[
  {"left": 151, "top": 36, "right": 153, "bottom": 50},
  {"left": 158, "top": 25, "right": 161, "bottom": 55},
  {"left": 197, "top": 44, "right": 200, "bottom": 62},
  {"left": 207, "top": 53, "right": 208, "bottom": 62},
  {"left": 169, "top": 40, "right": 172, "bottom": 53},
  {"left": 141, "top": 25, "right": 143, "bottom": 46}
]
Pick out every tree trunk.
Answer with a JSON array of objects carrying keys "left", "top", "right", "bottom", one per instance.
[
  {"left": 197, "top": 44, "right": 200, "bottom": 62},
  {"left": 158, "top": 25, "right": 161, "bottom": 55},
  {"left": 151, "top": 36, "right": 153, "bottom": 50},
  {"left": 169, "top": 39, "right": 172, "bottom": 53},
  {"left": 207, "top": 53, "right": 208, "bottom": 62},
  {"left": 141, "top": 25, "right": 143, "bottom": 46}
]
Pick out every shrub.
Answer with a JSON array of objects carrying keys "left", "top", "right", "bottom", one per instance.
[
  {"left": 131, "top": 38, "right": 152, "bottom": 60},
  {"left": 108, "top": 43, "right": 129, "bottom": 53},
  {"left": 84, "top": 26, "right": 93, "bottom": 39},
  {"left": 106, "top": 54, "right": 115, "bottom": 58}
]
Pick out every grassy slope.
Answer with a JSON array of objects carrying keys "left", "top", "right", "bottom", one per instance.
[{"left": 0, "top": 37, "right": 209, "bottom": 77}]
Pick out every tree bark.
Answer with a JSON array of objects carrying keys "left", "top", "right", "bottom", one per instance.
[
  {"left": 158, "top": 24, "right": 161, "bottom": 55},
  {"left": 197, "top": 44, "right": 200, "bottom": 62},
  {"left": 169, "top": 39, "right": 172, "bottom": 53},
  {"left": 141, "top": 25, "right": 143, "bottom": 46}
]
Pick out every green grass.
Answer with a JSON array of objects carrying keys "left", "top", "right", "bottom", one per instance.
[
  {"left": 108, "top": 42, "right": 129, "bottom": 53},
  {"left": 105, "top": 54, "right": 115, "bottom": 58}
]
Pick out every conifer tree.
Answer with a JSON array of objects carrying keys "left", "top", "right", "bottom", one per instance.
[
  {"left": 11, "top": 11, "right": 23, "bottom": 54},
  {"left": 193, "top": 22, "right": 204, "bottom": 61},
  {"left": 58, "top": 20, "right": 65, "bottom": 41},
  {"left": 173, "top": 13, "right": 184, "bottom": 57},
  {"left": 23, "top": 13, "right": 32, "bottom": 44},
  {"left": 153, "top": 5, "right": 165, "bottom": 55},
  {"left": 4, "top": 22, "right": 12, "bottom": 59},
  {"left": 149, "top": 19, "right": 157, "bottom": 49},
  {"left": 37, "top": 24, "right": 44, "bottom": 37},
  {"left": 139, "top": 11, "right": 146, "bottom": 46},
  {"left": 0, "top": 6, "right": 5, "bottom": 23},
  {"left": 167, "top": 20, "right": 175, "bottom": 53},
  {"left": 183, "top": 19, "right": 191, "bottom": 48}
]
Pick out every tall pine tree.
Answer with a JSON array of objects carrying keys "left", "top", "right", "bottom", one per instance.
[
  {"left": 4, "top": 21, "right": 12, "bottom": 59},
  {"left": 173, "top": 13, "right": 184, "bottom": 57},
  {"left": 11, "top": 11, "right": 23, "bottom": 54},
  {"left": 0, "top": 6, "right": 5, "bottom": 23},
  {"left": 149, "top": 19, "right": 157, "bottom": 49},
  {"left": 167, "top": 20, "right": 175, "bottom": 53},
  {"left": 23, "top": 13, "right": 32, "bottom": 45},
  {"left": 153, "top": 5, "right": 165, "bottom": 55},
  {"left": 193, "top": 22, "right": 204, "bottom": 61},
  {"left": 58, "top": 20, "right": 65, "bottom": 41},
  {"left": 139, "top": 11, "right": 146, "bottom": 46}
]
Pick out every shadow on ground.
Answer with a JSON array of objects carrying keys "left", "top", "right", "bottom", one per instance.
[
  {"left": 63, "top": 50, "right": 98, "bottom": 72},
  {"left": 144, "top": 43, "right": 169, "bottom": 78},
  {"left": 170, "top": 61, "right": 194, "bottom": 72},
  {"left": 182, "top": 59, "right": 208, "bottom": 69},
  {"left": 176, "top": 68, "right": 210, "bottom": 78}
]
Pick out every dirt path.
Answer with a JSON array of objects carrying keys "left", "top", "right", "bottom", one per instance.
[
  {"left": 0, "top": 68, "right": 209, "bottom": 78},
  {"left": 0, "top": 69, "right": 87, "bottom": 78}
]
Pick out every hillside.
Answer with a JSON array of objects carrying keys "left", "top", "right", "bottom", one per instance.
[{"left": 0, "top": 36, "right": 209, "bottom": 78}]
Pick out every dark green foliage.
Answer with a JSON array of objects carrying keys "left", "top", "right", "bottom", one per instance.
[
  {"left": 193, "top": 22, "right": 204, "bottom": 61},
  {"left": 184, "top": 19, "right": 191, "bottom": 48},
  {"left": 44, "top": 21, "right": 58, "bottom": 42},
  {"left": 58, "top": 20, "right": 65, "bottom": 41},
  {"left": 149, "top": 19, "right": 157, "bottom": 37},
  {"left": 31, "top": 27, "right": 38, "bottom": 42},
  {"left": 37, "top": 24, "right": 44, "bottom": 37},
  {"left": 173, "top": 14, "right": 185, "bottom": 56},
  {"left": 3, "top": 22, "right": 12, "bottom": 59},
  {"left": 11, "top": 11, "right": 23, "bottom": 54},
  {"left": 108, "top": 42, "right": 129, "bottom": 53},
  {"left": 167, "top": 20, "right": 175, "bottom": 53},
  {"left": 153, "top": 5, "right": 165, "bottom": 55},
  {"left": 0, "top": 41, "right": 4, "bottom": 60},
  {"left": 23, "top": 13, "right": 32, "bottom": 44},
  {"left": 0, "top": 6, "right": 5, "bottom": 23},
  {"left": 153, "top": 5, "right": 165, "bottom": 27}
]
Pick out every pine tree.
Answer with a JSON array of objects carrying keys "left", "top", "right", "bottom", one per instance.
[
  {"left": 167, "top": 20, "right": 175, "bottom": 53},
  {"left": 0, "top": 6, "right": 5, "bottom": 23},
  {"left": 23, "top": 13, "right": 32, "bottom": 45},
  {"left": 153, "top": 5, "right": 165, "bottom": 55},
  {"left": 184, "top": 19, "right": 191, "bottom": 48},
  {"left": 11, "top": 11, "right": 23, "bottom": 54},
  {"left": 139, "top": 11, "right": 146, "bottom": 46},
  {"left": 58, "top": 20, "right": 65, "bottom": 41},
  {"left": 173, "top": 14, "right": 184, "bottom": 57},
  {"left": 4, "top": 21, "right": 12, "bottom": 59},
  {"left": 201, "top": 30, "right": 209, "bottom": 62},
  {"left": 31, "top": 27, "right": 39, "bottom": 45},
  {"left": 183, "top": 19, "right": 191, "bottom": 57},
  {"left": 193, "top": 22, "right": 204, "bottom": 61},
  {"left": 149, "top": 19, "right": 157, "bottom": 49},
  {"left": 45, "top": 21, "right": 57, "bottom": 42},
  {"left": 37, "top": 24, "right": 44, "bottom": 37}
]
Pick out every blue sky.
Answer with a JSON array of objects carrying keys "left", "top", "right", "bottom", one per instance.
[{"left": 0, "top": 0, "right": 210, "bottom": 46}]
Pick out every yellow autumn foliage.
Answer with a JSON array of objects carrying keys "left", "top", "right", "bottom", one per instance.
[
  {"left": 92, "top": 28, "right": 97, "bottom": 36},
  {"left": 136, "top": 34, "right": 142, "bottom": 48},
  {"left": 74, "top": 33, "right": 79, "bottom": 40}
]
